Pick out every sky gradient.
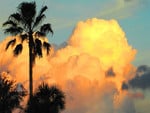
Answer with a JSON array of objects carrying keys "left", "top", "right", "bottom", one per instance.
[
  {"left": 0, "top": 0, "right": 150, "bottom": 65},
  {"left": 0, "top": 1, "right": 150, "bottom": 113}
]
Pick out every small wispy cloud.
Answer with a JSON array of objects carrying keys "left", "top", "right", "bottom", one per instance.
[{"left": 97, "top": 0, "right": 140, "bottom": 19}]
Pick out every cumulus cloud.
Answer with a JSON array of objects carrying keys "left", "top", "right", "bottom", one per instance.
[{"left": 0, "top": 18, "right": 137, "bottom": 113}]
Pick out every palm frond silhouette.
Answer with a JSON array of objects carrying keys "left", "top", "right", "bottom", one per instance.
[
  {"left": 25, "top": 83, "right": 65, "bottom": 113},
  {"left": 3, "top": 2, "right": 53, "bottom": 98}
]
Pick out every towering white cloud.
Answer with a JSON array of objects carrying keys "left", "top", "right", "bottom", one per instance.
[{"left": 0, "top": 18, "right": 140, "bottom": 113}]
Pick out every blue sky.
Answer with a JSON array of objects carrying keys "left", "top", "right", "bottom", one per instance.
[{"left": 0, "top": 0, "right": 150, "bottom": 66}]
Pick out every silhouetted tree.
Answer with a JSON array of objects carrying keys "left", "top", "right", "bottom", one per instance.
[
  {"left": 0, "top": 74, "right": 26, "bottom": 113},
  {"left": 3, "top": 2, "right": 53, "bottom": 99},
  {"left": 25, "top": 83, "right": 65, "bottom": 113}
]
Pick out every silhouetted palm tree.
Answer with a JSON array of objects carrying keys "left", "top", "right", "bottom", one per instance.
[
  {"left": 0, "top": 75, "right": 26, "bottom": 113},
  {"left": 3, "top": 2, "right": 53, "bottom": 99},
  {"left": 25, "top": 83, "right": 65, "bottom": 113}
]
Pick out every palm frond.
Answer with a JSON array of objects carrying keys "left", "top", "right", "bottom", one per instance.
[
  {"left": 37, "top": 83, "right": 65, "bottom": 109},
  {"left": 18, "top": 2, "right": 36, "bottom": 25},
  {"left": 9, "top": 13, "right": 22, "bottom": 23},
  {"left": 40, "top": 24, "right": 53, "bottom": 36},
  {"left": 32, "top": 6, "right": 47, "bottom": 29},
  {"left": 3, "top": 20, "right": 17, "bottom": 27},
  {"left": 49, "top": 86, "right": 65, "bottom": 110},
  {"left": 5, "top": 38, "right": 16, "bottom": 50},
  {"left": 20, "top": 34, "right": 28, "bottom": 42},
  {"left": 37, "top": 83, "right": 50, "bottom": 96},
  {"left": 39, "top": 6, "right": 48, "bottom": 16},
  {"left": 43, "top": 42, "right": 51, "bottom": 55},
  {"left": 33, "top": 14, "right": 46, "bottom": 29},
  {"left": 25, "top": 83, "right": 65, "bottom": 113},
  {"left": 4, "top": 27, "right": 23, "bottom": 35},
  {"left": 35, "top": 38, "right": 42, "bottom": 57},
  {"left": 35, "top": 31, "right": 45, "bottom": 37},
  {"left": 13, "top": 44, "right": 23, "bottom": 55}
]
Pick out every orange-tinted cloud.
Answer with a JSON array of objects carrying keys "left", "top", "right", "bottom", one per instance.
[{"left": 0, "top": 18, "right": 137, "bottom": 113}]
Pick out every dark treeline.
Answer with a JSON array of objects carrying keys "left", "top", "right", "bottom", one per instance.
[{"left": 0, "top": 74, "right": 65, "bottom": 113}]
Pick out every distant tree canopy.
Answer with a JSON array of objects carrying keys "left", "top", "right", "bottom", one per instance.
[{"left": 0, "top": 74, "right": 26, "bottom": 113}]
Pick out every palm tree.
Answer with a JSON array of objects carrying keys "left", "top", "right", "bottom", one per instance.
[
  {"left": 25, "top": 83, "right": 65, "bottom": 113},
  {"left": 0, "top": 74, "right": 26, "bottom": 113},
  {"left": 2, "top": 2, "right": 53, "bottom": 99}
]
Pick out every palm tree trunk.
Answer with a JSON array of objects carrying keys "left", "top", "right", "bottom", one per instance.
[
  {"left": 29, "top": 32, "right": 34, "bottom": 99},
  {"left": 29, "top": 45, "right": 33, "bottom": 99}
]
